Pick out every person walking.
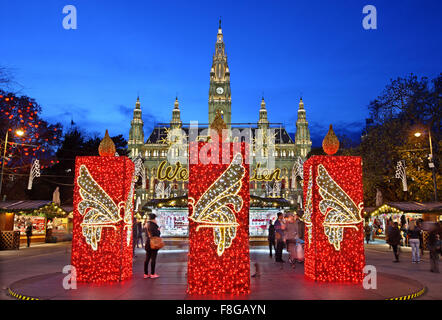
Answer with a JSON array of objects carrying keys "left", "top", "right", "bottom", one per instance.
[
  {"left": 25, "top": 220, "right": 33, "bottom": 248},
  {"left": 294, "top": 214, "right": 305, "bottom": 264},
  {"left": 417, "top": 219, "right": 425, "bottom": 257},
  {"left": 267, "top": 220, "right": 275, "bottom": 258},
  {"left": 386, "top": 219, "right": 393, "bottom": 249},
  {"left": 133, "top": 217, "right": 138, "bottom": 257},
  {"left": 407, "top": 221, "right": 422, "bottom": 263},
  {"left": 428, "top": 222, "right": 441, "bottom": 273},
  {"left": 284, "top": 214, "right": 297, "bottom": 268},
  {"left": 274, "top": 212, "right": 286, "bottom": 263},
  {"left": 364, "top": 223, "right": 372, "bottom": 244},
  {"left": 144, "top": 214, "right": 161, "bottom": 279},
  {"left": 45, "top": 218, "right": 53, "bottom": 242},
  {"left": 136, "top": 220, "right": 144, "bottom": 248},
  {"left": 387, "top": 222, "right": 401, "bottom": 262}
]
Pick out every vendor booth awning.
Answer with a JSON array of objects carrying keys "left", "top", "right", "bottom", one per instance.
[
  {"left": 369, "top": 201, "right": 442, "bottom": 216},
  {"left": 142, "top": 195, "right": 291, "bottom": 210},
  {"left": 0, "top": 200, "right": 52, "bottom": 211}
]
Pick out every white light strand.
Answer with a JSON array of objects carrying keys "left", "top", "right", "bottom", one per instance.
[
  {"left": 395, "top": 160, "right": 407, "bottom": 192},
  {"left": 27, "top": 159, "right": 40, "bottom": 190},
  {"left": 189, "top": 153, "right": 245, "bottom": 256},
  {"left": 317, "top": 164, "right": 363, "bottom": 251}
]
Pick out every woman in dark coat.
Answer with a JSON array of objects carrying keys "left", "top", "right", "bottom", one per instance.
[
  {"left": 387, "top": 222, "right": 401, "bottom": 262},
  {"left": 25, "top": 220, "right": 33, "bottom": 247},
  {"left": 144, "top": 213, "right": 161, "bottom": 279},
  {"left": 268, "top": 221, "right": 275, "bottom": 258}
]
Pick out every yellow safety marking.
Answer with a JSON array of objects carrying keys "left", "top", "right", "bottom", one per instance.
[
  {"left": 7, "top": 287, "right": 39, "bottom": 301},
  {"left": 387, "top": 287, "right": 426, "bottom": 300}
]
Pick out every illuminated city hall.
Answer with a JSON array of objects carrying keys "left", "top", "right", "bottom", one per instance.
[{"left": 127, "top": 21, "right": 312, "bottom": 237}]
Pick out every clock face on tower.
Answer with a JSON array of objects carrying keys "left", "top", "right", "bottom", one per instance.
[{"left": 216, "top": 87, "right": 224, "bottom": 95}]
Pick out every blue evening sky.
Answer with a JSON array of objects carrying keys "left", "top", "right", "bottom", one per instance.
[{"left": 1, "top": 0, "right": 441, "bottom": 146}]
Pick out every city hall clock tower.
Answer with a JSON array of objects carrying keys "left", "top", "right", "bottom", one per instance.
[{"left": 208, "top": 19, "right": 232, "bottom": 127}]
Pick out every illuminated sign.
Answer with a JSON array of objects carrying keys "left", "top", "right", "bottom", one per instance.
[{"left": 157, "top": 160, "right": 281, "bottom": 182}]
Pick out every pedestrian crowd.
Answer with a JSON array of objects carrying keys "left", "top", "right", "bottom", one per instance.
[
  {"left": 385, "top": 219, "right": 441, "bottom": 273},
  {"left": 268, "top": 212, "right": 305, "bottom": 268}
]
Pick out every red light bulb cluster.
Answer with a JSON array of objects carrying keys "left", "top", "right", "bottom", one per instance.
[
  {"left": 187, "top": 141, "right": 250, "bottom": 295},
  {"left": 71, "top": 156, "right": 134, "bottom": 283},
  {"left": 303, "top": 156, "right": 365, "bottom": 283}
]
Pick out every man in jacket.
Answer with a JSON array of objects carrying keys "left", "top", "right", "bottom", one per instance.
[
  {"left": 273, "top": 212, "right": 286, "bottom": 262},
  {"left": 387, "top": 222, "right": 401, "bottom": 262}
]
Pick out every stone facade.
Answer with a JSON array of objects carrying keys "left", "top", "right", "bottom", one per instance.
[{"left": 128, "top": 21, "right": 312, "bottom": 209}]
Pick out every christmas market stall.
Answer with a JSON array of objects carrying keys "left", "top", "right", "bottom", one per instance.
[
  {"left": 143, "top": 195, "right": 288, "bottom": 238},
  {"left": 366, "top": 201, "right": 442, "bottom": 248},
  {"left": 0, "top": 200, "right": 72, "bottom": 248}
]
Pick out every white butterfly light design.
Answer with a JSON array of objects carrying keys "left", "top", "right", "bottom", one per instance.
[
  {"left": 77, "top": 165, "right": 134, "bottom": 250},
  {"left": 317, "top": 164, "right": 363, "bottom": 251},
  {"left": 301, "top": 167, "right": 313, "bottom": 246},
  {"left": 188, "top": 153, "right": 245, "bottom": 256}
]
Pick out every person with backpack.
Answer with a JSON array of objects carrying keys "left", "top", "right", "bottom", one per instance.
[{"left": 144, "top": 214, "right": 163, "bottom": 279}]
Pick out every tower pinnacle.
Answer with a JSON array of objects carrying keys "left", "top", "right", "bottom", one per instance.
[
  {"left": 295, "top": 97, "right": 312, "bottom": 158},
  {"left": 258, "top": 97, "right": 269, "bottom": 129},
  {"left": 128, "top": 96, "right": 144, "bottom": 158},
  {"left": 209, "top": 20, "right": 231, "bottom": 127},
  {"left": 171, "top": 96, "right": 182, "bottom": 128}
]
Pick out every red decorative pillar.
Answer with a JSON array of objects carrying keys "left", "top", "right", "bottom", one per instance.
[
  {"left": 187, "top": 141, "right": 250, "bottom": 294},
  {"left": 303, "top": 126, "right": 365, "bottom": 283},
  {"left": 71, "top": 133, "right": 135, "bottom": 283}
]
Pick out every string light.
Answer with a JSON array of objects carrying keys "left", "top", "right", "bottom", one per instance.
[
  {"left": 303, "top": 156, "right": 365, "bottom": 283},
  {"left": 187, "top": 141, "right": 250, "bottom": 295},
  {"left": 72, "top": 156, "right": 135, "bottom": 283},
  {"left": 317, "top": 164, "right": 363, "bottom": 251},
  {"left": 189, "top": 152, "right": 245, "bottom": 256}
]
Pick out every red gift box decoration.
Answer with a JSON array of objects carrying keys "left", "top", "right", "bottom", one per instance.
[
  {"left": 187, "top": 141, "right": 250, "bottom": 294},
  {"left": 71, "top": 155, "right": 135, "bottom": 283},
  {"left": 303, "top": 156, "right": 365, "bottom": 283}
]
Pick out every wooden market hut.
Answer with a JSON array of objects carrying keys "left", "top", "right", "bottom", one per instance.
[
  {"left": 0, "top": 200, "right": 72, "bottom": 249},
  {"left": 365, "top": 201, "right": 442, "bottom": 247}
]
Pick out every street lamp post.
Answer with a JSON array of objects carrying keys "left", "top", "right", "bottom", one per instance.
[
  {"left": 414, "top": 128, "right": 438, "bottom": 202},
  {"left": 0, "top": 129, "right": 24, "bottom": 199}
]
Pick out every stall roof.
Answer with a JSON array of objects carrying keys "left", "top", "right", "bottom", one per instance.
[
  {"left": 387, "top": 202, "right": 442, "bottom": 213},
  {"left": 0, "top": 200, "right": 51, "bottom": 211},
  {"left": 250, "top": 195, "right": 291, "bottom": 207},
  {"left": 370, "top": 202, "right": 442, "bottom": 216},
  {"left": 144, "top": 196, "right": 188, "bottom": 208}
]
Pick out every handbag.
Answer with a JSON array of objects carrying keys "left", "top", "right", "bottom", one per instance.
[{"left": 148, "top": 230, "right": 164, "bottom": 250}]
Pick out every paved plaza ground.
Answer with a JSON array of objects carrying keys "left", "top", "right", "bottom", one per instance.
[{"left": 0, "top": 240, "right": 440, "bottom": 300}]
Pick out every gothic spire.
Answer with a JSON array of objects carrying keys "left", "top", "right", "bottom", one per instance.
[
  {"left": 171, "top": 96, "right": 182, "bottom": 128},
  {"left": 128, "top": 96, "right": 144, "bottom": 158},
  {"left": 258, "top": 97, "right": 269, "bottom": 129},
  {"left": 295, "top": 97, "right": 312, "bottom": 158},
  {"left": 209, "top": 19, "right": 231, "bottom": 127}
]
